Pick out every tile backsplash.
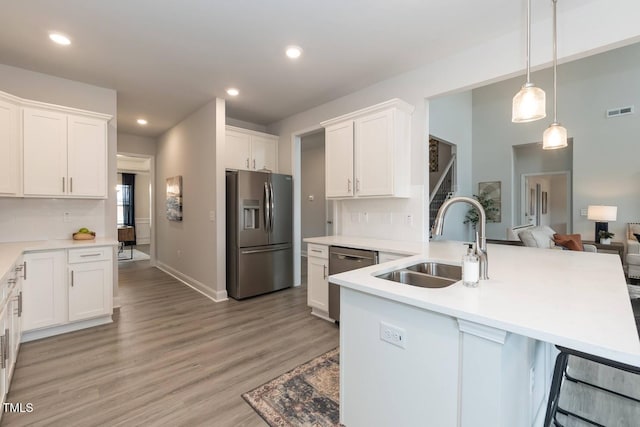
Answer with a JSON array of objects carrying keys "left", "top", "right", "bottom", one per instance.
[
  {"left": 0, "top": 198, "right": 106, "bottom": 243},
  {"left": 338, "top": 185, "right": 425, "bottom": 242}
]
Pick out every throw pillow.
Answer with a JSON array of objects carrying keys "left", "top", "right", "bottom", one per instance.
[
  {"left": 635, "top": 233, "right": 640, "bottom": 243},
  {"left": 631, "top": 224, "right": 640, "bottom": 238},
  {"left": 553, "top": 233, "right": 584, "bottom": 251},
  {"left": 530, "top": 230, "right": 554, "bottom": 249}
]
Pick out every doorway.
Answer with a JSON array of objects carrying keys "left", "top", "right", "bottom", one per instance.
[
  {"left": 116, "top": 153, "right": 155, "bottom": 265},
  {"left": 521, "top": 172, "right": 571, "bottom": 233},
  {"left": 293, "top": 127, "right": 332, "bottom": 286}
]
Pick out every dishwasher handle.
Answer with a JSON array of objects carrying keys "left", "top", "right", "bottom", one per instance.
[{"left": 331, "top": 251, "right": 375, "bottom": 261}]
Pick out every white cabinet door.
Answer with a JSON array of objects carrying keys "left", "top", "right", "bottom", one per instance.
[
  {"left": 251, "top": 134, "right": 277, "bottom": 171},
  {"left": 355, "top": 109, "right": 394, "bottom": 196},
  {"left": 67, "top": 115, "right": 107, "bottom": 197},
  {"left": 23, "top": 108, "right": 68, "bottom": 196},
  {"left": 0, "top": 99, "right": 19, "bottom": 195},
  {"left": 22, "top": 251, "right": 66, "bottom": 331},
  {"left": 0, "top": 305, "right": 6, "bottom": 407},
  {"left": 325, "top": 121, "right": 354, "bottom": 198},
  {"left": 69, "top": 260, "right": 113, "bottom": 322},
  {"left": 8, "top": 282, "right": 21, "bottom": 382},
  {"left": 307, "top": 256, "right": 329, "bottom": 312},
  {"left": 226, "top": 130, "right": 252, "bottom": 170}
]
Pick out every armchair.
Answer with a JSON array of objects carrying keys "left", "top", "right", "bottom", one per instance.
[
  {"left": 626, "top": 223, "right": 640, "bottom": 279},
  {"left": 507, "top": 224, "right": 597, "bottom": 253}
]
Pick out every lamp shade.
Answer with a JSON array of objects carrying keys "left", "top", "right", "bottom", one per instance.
[
  {"left": 542, "top": 122, "right": 567, "bottom": 149},
  {"left": 512, "top": 84, "right": 546, "bottom": 123},
  {"left": 587, "top": 205, "right": 617, "bottom": 222}
]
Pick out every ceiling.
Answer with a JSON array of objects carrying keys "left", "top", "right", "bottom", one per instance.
[{"left": 0, "top": 0, "right": 590, "bottom": 137}]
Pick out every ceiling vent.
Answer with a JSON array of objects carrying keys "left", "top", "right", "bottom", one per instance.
[{"left": 606, "top": 105, "right": 634, "bottom": 118}]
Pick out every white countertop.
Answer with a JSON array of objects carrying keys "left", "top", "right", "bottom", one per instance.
[
  {"left": 0, "top": 238, "right": 118, "bottom": 279},
  {"left": 320, "top": 237, "right": 640, "bottom": 367}
]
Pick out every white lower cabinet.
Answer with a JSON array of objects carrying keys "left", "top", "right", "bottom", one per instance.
[
  {"left": 0, "top": 259, "right": 24, "bottom": 414},
  {"left": 68, "top": 254, "right": 113, "bottom": 322},
  {"left": 307, "top": 244, "right": 330, "bottom": 320},
  {"left": 22, "top": 246, "right": 114, "bottom": 341},
  {"left": 22, "top": 250, "right": 66, "bottom": 331}
]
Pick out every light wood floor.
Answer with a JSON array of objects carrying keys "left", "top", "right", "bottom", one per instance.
[{"left": 3, "top": 261, "right": 339, "bottom": 426}]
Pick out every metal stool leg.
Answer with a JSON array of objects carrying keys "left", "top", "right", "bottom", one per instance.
[{"left": 544, "top": 351, "right": 569, "bottom": 427}]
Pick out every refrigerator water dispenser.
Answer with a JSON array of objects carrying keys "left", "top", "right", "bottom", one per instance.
[{"left": 243, "top": 200, "right": 260, "bottom": 229}]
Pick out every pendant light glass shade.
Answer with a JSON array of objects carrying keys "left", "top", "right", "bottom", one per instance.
[
  {"left": 512, "top": 0, "right": 546, "bottom": 123},
  {"left": 542, "top": 122, "right": 567, "bottom": 149},
  {"left": 512, "top": 83, "right": 546, "bottom": 122},
  {"left": 543, "top": 0, "right": 568, "bottom": 150}
]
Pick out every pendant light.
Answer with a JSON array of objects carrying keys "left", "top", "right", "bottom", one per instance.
[
  {"left": 512, "top": 0, "right": 546, "bottom": 123},
  {"left": 542, "top": 0, "right": 568, "bottom": 149}
]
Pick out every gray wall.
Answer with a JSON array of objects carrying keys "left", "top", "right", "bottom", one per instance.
[
  {"left": 118, "top": 133, "right": 157, "bottom": 156},
  {"left": 0, "top": 63, "right": 117, "bottom": 242},
  {"left": 301, "top": 132, "right": 326, "bottom": 253},
  {"left": 156, "top": 99, "right": 226, "bottom": 300},
  {"left": 429, "top": 91, "right": 473, "bottom": 241},
  {"left": 472, "top": 43, "right": 640, "bottom": 240}
]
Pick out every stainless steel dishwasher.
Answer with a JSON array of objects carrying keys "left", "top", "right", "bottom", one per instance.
[{"left": 329, "top": 246, "right": 378, "bottom": 321}]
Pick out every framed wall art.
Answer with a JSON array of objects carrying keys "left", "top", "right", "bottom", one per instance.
[{"left": 166, "top": 176, "right": 183, "bottom": 221}]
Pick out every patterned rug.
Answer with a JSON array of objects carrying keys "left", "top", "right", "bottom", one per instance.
[{"left": 242, "top": 348, "right": 340, "bottom": 427}]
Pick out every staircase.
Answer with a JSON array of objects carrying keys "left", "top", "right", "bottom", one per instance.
[{"left": 429, "top": 154, "right": 456, "bottom": 235}]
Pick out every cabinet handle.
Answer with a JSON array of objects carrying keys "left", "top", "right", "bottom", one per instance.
[
  {"left": 80, "top": 253, "right": 101, "bottom": 257},
  {"left": 246, "top": 158, "right": 249, "bottom": 168},
  {"left": 311, "top": 249, "right": 322, "bottom": 253},
  {"left": 4, "top": 329, "right": 8, "bottom": 365},
  {"left": 253, "top": 159, "right": 256, "bottom": 169},
  {"left": 7, "top": 278, "right": 16, "bottom": 285},
  {"left": 18, "top": 292, "right": 22, "bottom": 318},
  {"left": 70, "top": 177, "right": 73, "bottom": 193},
  {"left": 23, "top": 261, "right": 27, "bottom": 280},
  {"left": 356, "top": 179, "right": 360, "bottom": 192},
  {"left": 71, "top": 270, "right": 74, "bottom": 287},
  {"left": 323, "top": 265, "right": 328, "bottom": 280},
  {"left": 0, "top": 334, "right": 5, "bottom": 369},
  {"left": 62, "top": 177, "right": 65, "bottom": 193},
  {"left": 347, "top": 178, "right": 352, "bottom": 192}
]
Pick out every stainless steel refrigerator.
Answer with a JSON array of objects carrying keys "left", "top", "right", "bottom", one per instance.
[{"left": 226, "top": 170, "right": 293, "bottom": 299}]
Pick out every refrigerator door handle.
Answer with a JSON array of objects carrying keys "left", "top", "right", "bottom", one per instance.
[
  {"left": 264, "top": 182, "right": 270, "bottom": 232},
  {"left": 269, "top": 181, "right": 275, "bottom": 231}
]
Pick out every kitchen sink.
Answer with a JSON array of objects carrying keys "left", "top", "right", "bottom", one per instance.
[
  {"left": 376, "top": 262, "right": 461, "bottom": 289},
  {"left": 406, "top": 262, "right": 461, "bottom": 281}
]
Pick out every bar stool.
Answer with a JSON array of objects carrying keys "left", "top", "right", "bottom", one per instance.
[{"left": 544, "top": 346, "right": 640, "bottom": 426}]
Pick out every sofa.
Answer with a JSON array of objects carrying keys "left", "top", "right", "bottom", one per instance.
[
  {"left": 627, "top": 223, "right": 640, "bottom": 280},
  {"left": 507, "top": 224, "right": 597, "bottom": 253}
]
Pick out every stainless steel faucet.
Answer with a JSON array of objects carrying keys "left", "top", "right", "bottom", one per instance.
[{"left": 432, "top": 196, "right": 489, "bottom": 280}]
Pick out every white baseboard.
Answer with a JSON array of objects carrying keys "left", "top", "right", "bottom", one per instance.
[
  {"left": 156, "top": 261, "right": 228, "bottom": 302},
  {"left": 22, "top": 316, "right": 113, "bottom": 343}
]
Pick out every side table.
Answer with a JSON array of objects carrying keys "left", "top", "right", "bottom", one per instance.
[{"left": 583, "top": 240, "right": 624, "bottom": 262}]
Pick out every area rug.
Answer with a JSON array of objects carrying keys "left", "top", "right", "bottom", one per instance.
[
  {"left": 117, "top": 249, "right": 150, "bottom": 262},
  {"left": 242, "top": 348, "right": 340, "bottom": 427}
]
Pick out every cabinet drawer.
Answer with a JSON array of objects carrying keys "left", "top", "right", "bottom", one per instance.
[
  {"left": 307, "top": 244, "right": 328, "bottom": 259},
  {"left": 68, "top": 246, "right": 113, "bottom": 264}
]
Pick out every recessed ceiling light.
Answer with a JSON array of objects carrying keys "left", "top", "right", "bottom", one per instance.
[
  {"left": 49, "top": 33, "right": 71, "bottom": 46},
  {"left": 226, "top": 88, "right": 239, "bottom": 96},
  {"left": 137, "top": 119, "right": 148, "bottom": 125},
  {"left": 286, "top": 45, "right": 303, "bottom": 59}
]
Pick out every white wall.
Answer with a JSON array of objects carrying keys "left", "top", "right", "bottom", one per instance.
[
  {"left": 549, "top": 174, "right": 568, "bottom": 234},
  {"left": 226, "top": 117, "right": 267, "bottom": 133},
  {"left": 473, "top": 42, "right": 640, "bottom": 241},
  {"left": 268, "top": 0, "right": 640, "bottom": 244},
  {"left": 156, "top": 99, "right": 226, "bottom": 300},
  {"left": 0, "top": 63, "right": 117, "bottom": 242},
  {"left": 301, "top": 132, "right": 326, "bottom": 253}
]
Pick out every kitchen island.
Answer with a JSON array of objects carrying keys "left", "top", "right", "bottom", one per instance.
[{"left": 328, "top": 240, "right": 640, "bottom": 426}]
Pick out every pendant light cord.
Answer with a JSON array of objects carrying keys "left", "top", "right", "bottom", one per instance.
[
  {"left": 526, "top": 0, "right": 531, "bottom": 83},
  {"left": 552, "top": 0, "right": 558, "bottom": 122}
]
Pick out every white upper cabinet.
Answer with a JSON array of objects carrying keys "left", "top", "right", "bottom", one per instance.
[
  {"left": 67, "top": 115, "right": 107, "bottom": 197},
  {"left": 325, "top": 121, "right": 354, "bottom": 198},
  {"left": 321, "top": 99, "right": 413, "bottom": 199},
  {"left": 0, "top": 90, "right": 111, "bottom": 199},
  {"left": 0, "top": 98, "right": 20, "bottom": 196},
  {"left": 23, "top": 108, "right": 68, "bottom": 197},
  {"left": 225, "top": 126, "right": 278, "bottom": 172}
]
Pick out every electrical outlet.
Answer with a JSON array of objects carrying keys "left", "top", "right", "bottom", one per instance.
[
  {"left": 63, "top": 212, "right": 71, "bottom": 223},
  {"left": 209, "top": 210, "right": 216, "bottom": 221},
  {"left": 177, "top": 249, "right": 182, "bottom": 258},
  {"left": 580, "top": 208, "right": 587, "bottom": 216},
  {"left": 362, "top": 212, "right": 369, "bottom": 223},
  {"left": 380, "top": 321, "right": 406, "bottom": 349},
  {"left": 405, "top": 214, "right": 413, "bottom": 226}
]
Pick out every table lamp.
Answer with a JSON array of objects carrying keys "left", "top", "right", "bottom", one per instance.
[{"left": 587, "top": 205, "right": 617, "bottom": 243}]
